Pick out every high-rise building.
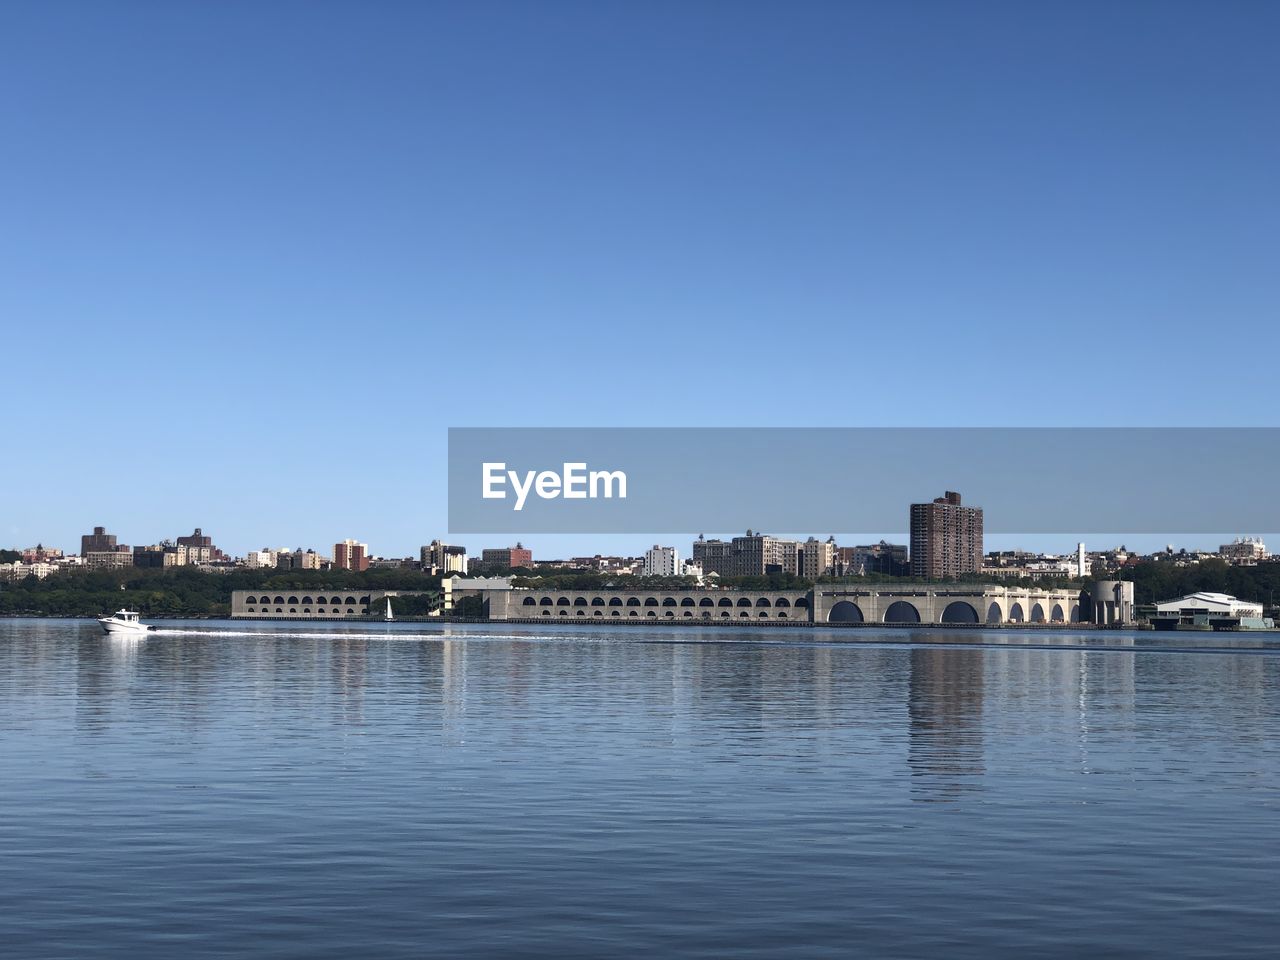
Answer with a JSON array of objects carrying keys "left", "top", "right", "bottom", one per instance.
[
  {"left": 835, "top": 542, "right": 910, "bottom": 577},
  {"left": 81, "top": 525, "right": 117, "bottom": 556},
  {"left": 799, "top": 537, "right": 836, "bottom": 579},
  {"left": 421, "top": 540, "right": 468, "bottom": 574},
  {"left": 177, "top": 528, "right": 223, "bottom": 562},
  {"left": 481, "top": 543, "right": 533, "bottom": 571},
  {"left": 692, "top": 532, "right": 801, "bottom": 578},
  {"left": 334, "top": 539, "right": 370, "bottom": 571},
  {"left": 909, "top": 491, "right": 983, "bottom": 579},
  {"left": 692, "top": 536, "right": 734, "bottom": 577},
  {"left": 643, "top": 545, "right": 680, "bottom": 577}
]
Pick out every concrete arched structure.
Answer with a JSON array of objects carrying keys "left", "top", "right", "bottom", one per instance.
[{"left": 828, "top": 600, "right": 864, "bottom": 623}]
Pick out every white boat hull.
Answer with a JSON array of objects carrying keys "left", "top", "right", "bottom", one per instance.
[{"left": 99, "top": 619, "right": 151, "bottom": 637}]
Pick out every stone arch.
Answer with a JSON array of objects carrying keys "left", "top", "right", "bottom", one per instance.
[
  {"left": 540, "top": 596, "right": 553, "bottom": 606},
  {"left": 718, "top": 597, "right": 733, "bottom": 607},
  {"left": 795, "top": 597, "right": 809, "bottom": 609},
  {"left": 573, "top": 596, "right": 588, "bottom": 607},
  {"left": 775, "top": 597, "right": 791, "bottom": 607},
  {"left": 608, "top": 597, "right": 623, "bottom": 606},
  {"left": 662, "top": 598, "right": 677, "bottom": 607},
  {"left": 828, "top": 600, "right": 864, "bottom": 623},
  {"left": 626, "top": 597, "right": 641, "bottom": 607},
  {"left": 557, "top": 596, "right": 571, "bottom": 607},
  {"left": 1009, "top": 602, "right": 1025, "bottom": 622},
  {"left": 755, "top": 597, "right": 771, "bottom": 607},
  {"left": 1051, "top": 603, "right": 1065, "bottom": 622},
  {"left": 273, "top": 596, "right": 285, "bottom": 604},
  {"left": 522, "top": 597, "right": 537, "bottom": 606},
  {"left": 986, "top": 601, "right": 1003, "bottom": 623},
  {"left": 1031, "top": 602, "right": 1046, "bottom": 623},
  {"left": 884, "top": 600, "right": 921, "bottom": 624},
  {"left": 736, "top": 597, "right": 752, "bottom": 607},
  {"left": 941, "top": 601, "right": 979, "bottom": 624},
  {"left": 1069, "top": 603, "right": 1080, "bottom": 622},
  {"left": 246, "top": 596, "right": 258, "bottom": 605},
  {"left": 301, "top": 596, "right": 313, "bottom": 605},
  {"left": 288, "top": 596, "right": 299, "bottom": 605},
  {"left": 680, "top": 597, "right": 696, "bottom": 607},
  {"left": 591, "top": 596, "right": 605, "bottom": 606},
  {"left": 644, "top": 597, "right": 659, "bottom": 607},
  {"left": 699, "top": 597, "right": 714, "bottom": 607}
]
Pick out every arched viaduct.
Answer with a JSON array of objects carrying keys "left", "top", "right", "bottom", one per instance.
[{"left": 480, "top": 585, "right": 1088, "bottom": 625}]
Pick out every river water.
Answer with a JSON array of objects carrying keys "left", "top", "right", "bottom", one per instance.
[{"left": 1, "top": 619, "right": 1276, "bottom": 958}]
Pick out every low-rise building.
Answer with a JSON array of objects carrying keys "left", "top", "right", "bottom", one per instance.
[{"left": 1154, "top": 592, "right": 1264, "bottom": 622}]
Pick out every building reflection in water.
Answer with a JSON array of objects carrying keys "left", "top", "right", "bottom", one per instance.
[{"left": 907, "top": 646, "right": 986, "bottom": 802}]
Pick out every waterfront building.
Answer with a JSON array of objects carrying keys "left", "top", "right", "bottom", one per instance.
[
  {"left": 474, "top": 582, "right": 1087, "bottom": 625},
  {"left": 1091, "top": 580, "right": 1135, "bottom": 625},
  {"left": 910, "top": 491, "right": 983, "bottom": 579},
  {"left": 480, "top": 543, "right": 533, "bottom": 570},
  {"left": 334, "top": 539, "right": 370, "bottom": 572},
  {"left": 1154, "top": 592, "right": 1263, "bottom": 621},
  {"left": 643, "top": 545, "right": 680, "bottom": 578},
  {"left": 441, "top": 576, "right": 515, "bottom": 613},
  {"left": 421, "top": 540, "right": 468, "bottom": 574}
]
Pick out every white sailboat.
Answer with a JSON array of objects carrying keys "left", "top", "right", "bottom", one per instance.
[{"left": 384, "top": 598, "right": 394, "bottom": 622}]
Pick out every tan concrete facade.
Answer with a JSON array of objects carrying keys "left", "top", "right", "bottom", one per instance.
[{"left": 479, "top": 584, "right": 1089, "bottom": 625}]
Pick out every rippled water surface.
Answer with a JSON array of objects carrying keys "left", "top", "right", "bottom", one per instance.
[{"left": 1, "top": 619, "right": 1277, "bottom": 959}]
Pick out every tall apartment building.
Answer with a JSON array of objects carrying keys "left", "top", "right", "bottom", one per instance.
[
  {"left": 692, "top": 537, "right": 734, "bottom": 577},
  {"left": 693, "top": 532, "right": 801, "bottom": 578},
  {"left": 333, "top": 539, "right": 370, "bottom": 572},
  {"left": 643, "top": 545, "right": 680, "bottom": 577},
  {"left": 81, "top": 525, "right": 118, "bottom": 556},
  {"left": 909, "top": 491, "right": 983, "bottom": 580},
  {"left": 177, "top": 528, "right": 223, "bottom": 562},
  {"left": 481, "top": 543, "right": 533, "bottom": 571},
  {"left": 798, "top": 537, "right": 836, "bottom": 579},
  {"left": 836, "top": 542, "right": 910, "bottom": 577},
  {"left": 422, "top": 540, "right": 468, "bottom": 574}
]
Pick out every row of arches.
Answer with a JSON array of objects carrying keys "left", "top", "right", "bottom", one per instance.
[
  {"left": 244, "top": 595, "right": 371, "bottom": 606},
  {"left": 521, "top": 595, "right": 809, "bottom": 609},
  {"left": 828, "top": 599, "right": 1080, "bottom": 624},
  {"left": 538, "top": 609, "right": 795, "bottom": 619},
  {"left": 245, "top": 607, "right": 368, "bottom": 615}
]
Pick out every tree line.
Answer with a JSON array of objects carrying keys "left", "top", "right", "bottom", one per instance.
[{"left": 0, "top": 566, "right": 444, "bottom": 617}]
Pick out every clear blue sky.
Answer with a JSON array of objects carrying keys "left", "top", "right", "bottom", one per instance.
[{"left": 2, "top": 1, "right": 1277, "bottom": 559}]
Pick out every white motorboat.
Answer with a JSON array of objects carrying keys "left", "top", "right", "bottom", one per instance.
[{"left": 98, "top": 610, "right": 153, "bottom": 637}]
